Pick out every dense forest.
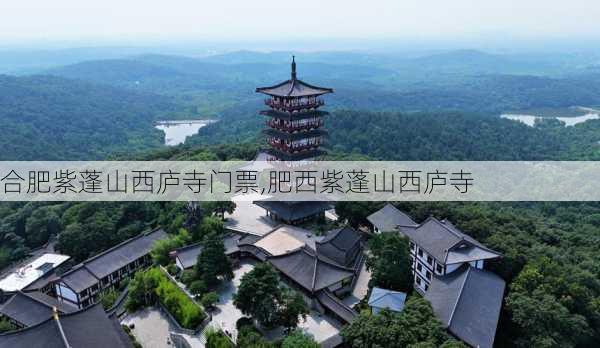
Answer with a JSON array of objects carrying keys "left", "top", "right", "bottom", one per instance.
[
  {"left": 0, "top": 144, "right": 257, "bottom": 269},
  {"left": 0, "top": 75, "right": 182, "bottom": 160},
  {"left": 185, "top": 107, "right": 600, "bottom": 160}
]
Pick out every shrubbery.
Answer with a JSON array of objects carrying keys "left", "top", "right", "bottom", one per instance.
[{"left": 126, "top": 267, "right": 206, "bottom": 329}]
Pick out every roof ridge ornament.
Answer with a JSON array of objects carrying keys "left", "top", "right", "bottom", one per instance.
[{"left": 291, "top": 55, "right": 297, "bottom": 80}]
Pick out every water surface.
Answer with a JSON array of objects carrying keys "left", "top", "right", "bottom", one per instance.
[
  {"left": 155, "top": 120, "right": 215, "bottom": 146},
  {"left": 501, "top": 113, "right": 600, "bottom": 127}
]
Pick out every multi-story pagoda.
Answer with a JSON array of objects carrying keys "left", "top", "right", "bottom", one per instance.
[
  {"left": 253, "top": 58, "right": 334, "bottom": 224},
  {"left": 256, "top": 56, "right": 333, "bottom": 161}
]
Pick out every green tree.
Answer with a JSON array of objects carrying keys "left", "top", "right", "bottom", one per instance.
[
  {"left": 281, "top": 330, "right": 319, "bottom": 348},
  {"left": 277, "top": 289, "right": 309, "bottom": 332},
  {"left": 205, "top": 328, "right": 233, "bottom": 348},
  {"left": 366, "top": 232, "right": 413, "bottom": 292},
  {"left": 194, "top": 232, "right": 233, "bottom": 288},
  {"left": 237, "top": 326, "right": 274, "bottom": 348},
  {"left": 335, "top": 202, "right": 380, "bottom": 227},
  {"left": 506, "top": 259, "right": 594, "bottom": 348},
  {"left": 193, "top": 216, "right": 225, "bottom": 241},
  {"left": 203, "top": 201, "right": 237, "bottom": 220},
  {"left": 188, "top": 280, "right": 207, "bottom": 296},
  {"left": 150, "top": 228, "right": 190, "bottom": 266},
  {"left": 100, "top": 288, "right": 119, "bottom": 310},
  {"left": 234, "top": 263, "right": 282, "bottom": 328},
  {"left": 0, "top": 318, "right": 17, "bottom": 333},
  {"left": 341, "top": 297, "right": 449, "bottom": 348},
  {"left": 201, "top": 291, "right": 219, "bottom": 309},
  {"left": 151, "top": 238, "right": 182, "bottom": 266},
  {"left": 126, "top": 268, "right": 161, "bottom": 311}
]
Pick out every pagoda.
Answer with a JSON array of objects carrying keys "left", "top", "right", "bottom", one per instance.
[
  {"left": 253, "top": 57, "right": 334, "bottom": 224},
  {"left": 256, "top": 56, "right": 333, "bottom": 161}
]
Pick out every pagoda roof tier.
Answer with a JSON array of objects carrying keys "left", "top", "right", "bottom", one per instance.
[
  {"left": 263, "top": 128, "right": 328, "bottom": 141},
  {"left": 256, "top": 79, "right": 333, "bottom": 98},
  {"left": 256, "top": 56, "right": 333, "bottom": 97},
  {"left": 253, "top": 201, "right": 333, "bottom": 223},
  {"left": 260, "top": 109, "right": 329, "bottom": 121},
  {"left": 266, "top": 148, "right": 326, "bottom": 161}
]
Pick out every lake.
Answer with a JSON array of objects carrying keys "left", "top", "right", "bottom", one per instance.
[
  {"left": 155, "top": 120, "right": 215, "bottom": 146},
  {"left": 501, "top": 112, "right": 600, "bottom": 127}
]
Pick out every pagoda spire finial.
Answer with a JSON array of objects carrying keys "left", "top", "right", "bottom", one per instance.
[{"left": 291, "top": 55, "right": 297, "bottom": 80}]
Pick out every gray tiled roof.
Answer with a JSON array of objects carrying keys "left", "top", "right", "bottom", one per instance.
[
  {"left": 59, "top": 228, "right": 168, "bottom": 292},
  {"left": 425, "top": 265, "right": 506, "bottom": 348},
  {"left": 268, "top": 247, "right": 354, "bottom": 293},
  {"left": 174, "top": 243, "right": 203, "bottom": 270},
  {"left": 0, "top": 304, "right": 132, "bottom": 348},
  {"left": 59, "top": 265, "right": 98, "bottom": 293},
  {"left": 402, "top": 217, "right": 501, "bottom": 264},
  {"left": 0, "top": 291, "right": 75, "bottom": 327},
  {"left": 253, "top": 201, "right": 332, "bottom": 222},
  {"left": 256, "top": 78, "right": 333, "bottom": 97},
  {"left": 316, "top": 226, "right": 362, "bottom": 267},
  {"left": 366, "top": 204, "right": 418, "bottom": 232},
  {"left": 316, "top": 289, "right": 357, "bottom": 323},
  {"left": 84, "top": 228, "right": 167, "bottom": 279}
]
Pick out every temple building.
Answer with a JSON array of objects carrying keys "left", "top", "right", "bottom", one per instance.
[
  {"left": 235, "top": 224, "right": 365, "bottom": 324},
  {"left": 54, "top": 228, "right": 167, "bottom": 309},
  {"left": 366, "top": 203, "right": 418, "bottom": 234},
  {"left": 254, "top": 57, "right": 333, "bottom": 224},
  {"left": 402, "top": 217, "right": 502, "bottom": 293},
  {"left": 0, "top": 291, "right": 76, "bottom": 329},
  {"left": 0, "top": 304, "right": 132, "bottom": 348},
  {"left": 367, "top": 205, "right": 505, "bottom": 348}
]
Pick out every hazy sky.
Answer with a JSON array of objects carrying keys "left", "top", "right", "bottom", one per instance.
[{"left": 1, "top": 0, "right": 599, "bottom": 43}]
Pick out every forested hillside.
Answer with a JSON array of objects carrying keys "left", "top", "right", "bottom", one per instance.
[
  {"left": 336, "top": 201, "right": 600, "bottom": 348},
  {"left": 185, "top": 107, "right": 600, "bottom": 160},
  {"left": 46, "top": 53, "right": 600, "bottom": 114},
  {"left": 0, "top": 75, "right": 182, "bottom": 160},
  {"left": 0, "top": 143, "right": 256, "bottom": 268}
]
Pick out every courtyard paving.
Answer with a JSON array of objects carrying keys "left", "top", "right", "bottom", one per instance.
[
  {"left": 224, "top": 196, "right": 278, "bottom": 236},
  {"left": 209, "top": 259, "right": 257, "bottom": 341}
]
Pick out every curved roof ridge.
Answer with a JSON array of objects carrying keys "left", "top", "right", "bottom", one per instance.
[
  {"left": 255, "top": 79, "right": 292, "bottom": 92},
  {"left": 447, "top": 265, "right": 472, "bottom": 327},
  {"left": 310, "top": 255, "right": 319, "bottom": 292},
  {"left": 315, "top": 252, "right": 356, "bottom": 272},
  {"left": 296, "top": 79, "right": 334, "bottom": 93}
]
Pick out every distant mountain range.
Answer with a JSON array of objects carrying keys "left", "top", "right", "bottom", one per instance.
[{"left": 45, "top": 52, "right": 600, "bottom": 114}]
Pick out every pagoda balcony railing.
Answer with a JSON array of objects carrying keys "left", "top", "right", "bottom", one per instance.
[
  {"left": 268, "top": 140, "right": 323, "bottom": 152},
  {"left": 266, "top": 119, "right": 323, "bottom": 132},
  {"left": 265, "top": 99, "right": 324, "bottom": 111}
]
